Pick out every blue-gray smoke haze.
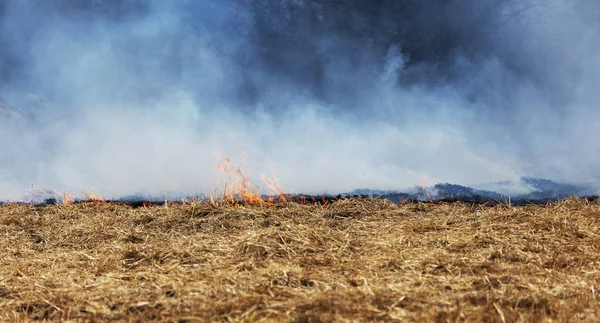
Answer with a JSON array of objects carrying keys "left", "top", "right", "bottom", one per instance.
[{"left": 0, "top": 0, "right": 599, "bottom": 200}]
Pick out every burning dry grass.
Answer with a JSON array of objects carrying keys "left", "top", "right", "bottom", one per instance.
[{"left": 1, "top": 198, "right": 599, "bottom": 322}]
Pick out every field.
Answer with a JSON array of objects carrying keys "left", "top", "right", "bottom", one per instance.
[{"left": 1, "top": 198, "right": 599, "bottom": 322}]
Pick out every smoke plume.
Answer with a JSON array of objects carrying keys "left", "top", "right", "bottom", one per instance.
[{"left": 1, "top": 0, "right": 599, "bottom": 200}]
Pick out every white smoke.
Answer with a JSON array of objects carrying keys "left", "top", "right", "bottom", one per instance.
[{"left": 0, "top": 0, "right": 598, "bottom": 200}]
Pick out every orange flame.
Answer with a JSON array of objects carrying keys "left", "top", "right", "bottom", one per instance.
[
  {"left": 419, "top": 186, "right": 432, "bottom": 200},
  {"left": 63, "top": 193, "right": 75, "bottom": 205},
  {"left": 215, "top": 155, "right": 290, "bottom": 205},
  {"left": 261, "top": 171, "right": 288, "bottom": 202},
  {"left": 85, "top": 193, "right": 105, "bottom": 203}
]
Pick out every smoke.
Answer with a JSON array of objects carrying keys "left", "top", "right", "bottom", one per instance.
[{"left": 1, "top": 0, "right": 599, "bottom": 200}]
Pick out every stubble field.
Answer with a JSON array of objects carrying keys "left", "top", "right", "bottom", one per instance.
[{"left": 1, "top": 198, "right": 599, "bottom": 322}]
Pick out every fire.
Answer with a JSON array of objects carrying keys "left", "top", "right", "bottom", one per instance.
[
  {"left": 261, "top": 172, "right": 288, "bottom": 202},
  {"left": 419, "top": 186, "right": 432, "bottom": 200},
  {"left": 85, "top": 193, "right": 105, "bottom": 203},
  {"left": 63, "top": 193, "right": 75, "bottom": 205},
  {"left": 62, "top": 192, "right": 105, "bottom": 204},
  {"left": 215, "top": 154, "right": 290, "bottom": 205}
]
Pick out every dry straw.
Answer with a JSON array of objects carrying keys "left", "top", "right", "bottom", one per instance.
[{"left": 0, "top": 197, "right": 599, "bottom": 321}]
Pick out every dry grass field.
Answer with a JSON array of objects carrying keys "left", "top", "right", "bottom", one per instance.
[{"left": 1, "top": 198, "right": 599, "bottom": 322}]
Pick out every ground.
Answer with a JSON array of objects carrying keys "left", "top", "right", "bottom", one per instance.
[{"left": 0, "top": 198, "right": 599, "bottom": 322}]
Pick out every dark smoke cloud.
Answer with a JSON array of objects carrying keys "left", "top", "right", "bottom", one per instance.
[{"left": 1, "top": 0, "right": 599, "bottom": 200}]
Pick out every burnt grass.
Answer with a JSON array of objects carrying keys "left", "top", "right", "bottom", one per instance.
[{"left": 1, "top": 198, "right": 600, "bottom": 322}]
